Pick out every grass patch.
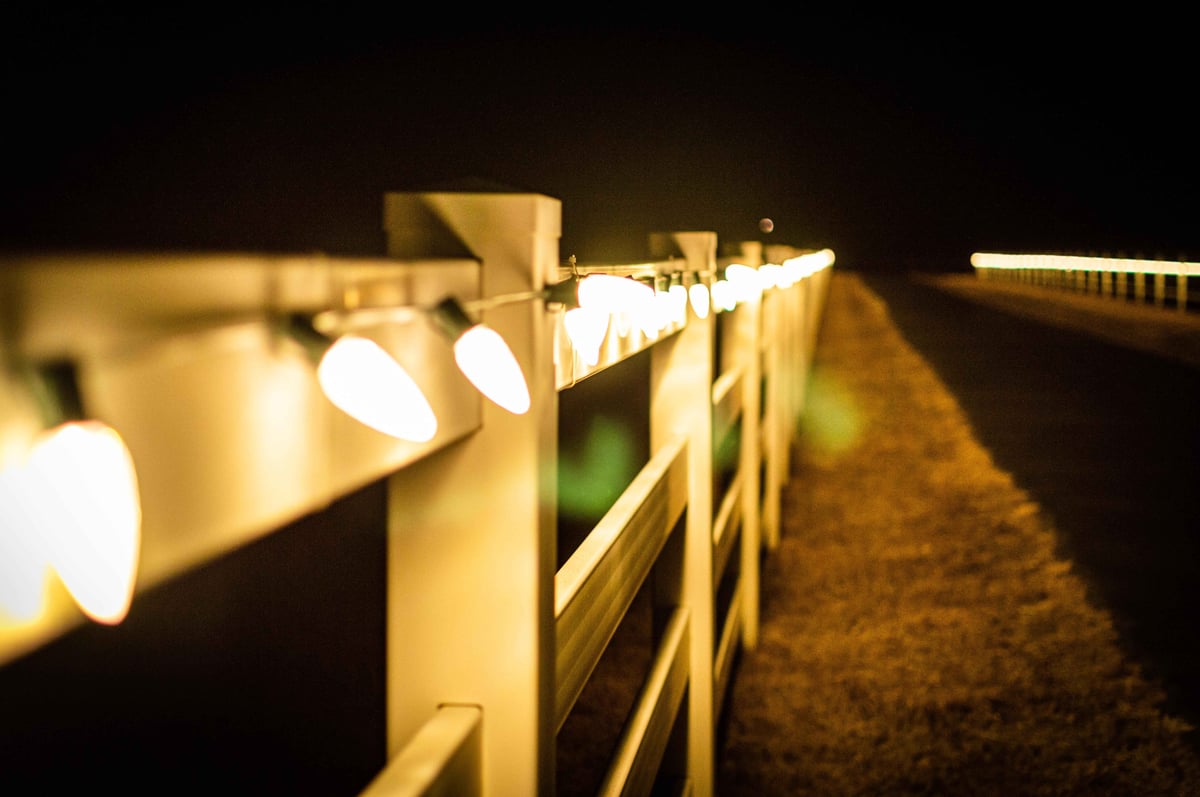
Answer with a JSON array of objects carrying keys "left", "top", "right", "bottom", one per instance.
[{"left": 717, "top": 272, "right": 1200, "bottom": 795}]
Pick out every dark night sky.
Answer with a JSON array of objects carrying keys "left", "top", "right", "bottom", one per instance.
[{"left": 2, "top": 11, "right": 1195, "bottom": 272}]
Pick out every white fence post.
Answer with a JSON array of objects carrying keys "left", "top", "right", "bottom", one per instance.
[
  {"left": 382, "top": 191, "right": 561, "bottom": 796},
  {"left": 648, "top": 230, "right": 719, "bottom": 795}
]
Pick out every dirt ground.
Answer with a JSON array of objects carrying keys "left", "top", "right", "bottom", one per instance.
[{"left": 715, "top": 271, "right": 1200, "bottom": 795}]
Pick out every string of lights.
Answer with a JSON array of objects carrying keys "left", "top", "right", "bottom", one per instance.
[
  {"left": 0, "top": 248, "right": 835, "bottom": 630},
  {"left": 971, "top": 252, "right": 1197, "bottom": 312}
]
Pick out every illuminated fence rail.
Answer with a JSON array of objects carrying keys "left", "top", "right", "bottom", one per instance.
[
  {"left": 971, "top": 252, "right": 1200, "bottom": 312},
  {"left": 0, "top": 191, "right": 832, "bottom": 796}
]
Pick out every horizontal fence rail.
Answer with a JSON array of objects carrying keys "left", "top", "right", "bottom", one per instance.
[
  {"left": 554, "top": 434, "right": 689, "bottom": 731},
  {"left": 0, "top": 191, "right": 833, "bottom": 795},
  {"left": 596, "top": 608, "right": 691, "bottom": 797},
  {"left": 360, "top": 705, "right": 484, "bottom": 797}
]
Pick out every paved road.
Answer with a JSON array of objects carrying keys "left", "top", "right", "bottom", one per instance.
[{"left": 858, "top": 271, "right": 1200, "bottom": 741}]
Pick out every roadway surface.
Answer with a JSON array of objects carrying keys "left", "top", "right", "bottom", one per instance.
[{"left": 857, "top": 271, "right": 1200, "bottom": 740}]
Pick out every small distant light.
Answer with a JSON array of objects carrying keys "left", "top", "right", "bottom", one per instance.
[
  {"left": 724, "top": 264, "right": 763, "bottom": 304},
  {"left": 759, "top": 218, "right": 774, "bottom": 234},
  {"left": 689, "top": 282, "right": 711, "bottom": 319},
  {"left": 711, "top": 280, "right": 737, "bottom": 312}
]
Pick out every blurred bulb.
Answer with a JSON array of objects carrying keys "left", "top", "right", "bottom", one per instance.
[
  {"left": 724, "top": 264, "right": 762, "bottom": 303},
  {"left": 577, "top": 274, "right": 655, "bottom": 314},
  {"left": 668, "top": 283, "right": 689, "bottom": 324},
  {"left": 564, "top": 306, "right": 609, "bottom": 366},
  {"left": 573, "top": 275, "right": 656, "bottom": 339},
  {"left": 689, "top": 282, "right": 711, "bottom": 319},
  {"left": 711, "top": 279, "right": 736, "bottom": 312},
  {"left": 640, "top": 289, "right": 671, "bottom": 338},
  {"left": 26, "top": 421, "right": 141, "bottom": 625},
  {"left": 614, "top": 310, "right": 633, "bottom": 338},
  {"left": 453, "top": 325, "right": 530, "bottom": 415},
  {"left": 318, "top": 335, "right": 438, "bottom": 442},
  {"left": 781, "top": 258, "right": 803, "bottom": 285},
  {"left": 811, "top": 249, "right": 836, "bottom": 271},
  {"left": 758, "top": 264, "right": 784, "bottom": 290}
]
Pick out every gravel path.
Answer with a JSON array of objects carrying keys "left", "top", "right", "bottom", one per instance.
[{"left": 716, "top": 271, "right": 1200, "bottom": 795}]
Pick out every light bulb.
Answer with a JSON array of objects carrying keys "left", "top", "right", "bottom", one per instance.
[
  {"left": 781, "top": 259, "right": 803, "bottom": 285},
  {"left": 689, "top": 282, "right": 711, "bottom": 319},
  {"left": 758, "top": 263, "right": 784, "bottom": 290},
  {"left": 564, "top": 306, "right": 609, "bottom": 366},
  {"left": 724, "top": 264, "right": 762, "bottom": 304},
  {"left": 453, "top": 325, "right": 531, "bottom": 415},
  {"left": 638, "top": 287, "right": 669, "bottom": 339},
  {"left": 577, "top": 274, "right": 655, "bottom": 314},
  {"left": 668, "top": 283, "right": 688, "bottom": 325},
  {"left": 800, "top": 249, "right": 835, "bottom": 274},
  {"left": 614, "top": 310, "right": 633, "bottom": 338},
  {"left": 430, "top": 297, "right": 530, "bottom": 415},
  {"left": 711, "top": 279, "right": 737, "bottom": 312},
  {"left": 26, "top": 420, "right": 142, "bottom": 625},
  {"left": 318, "top": 335, "right": 438, "bottom": 442}
]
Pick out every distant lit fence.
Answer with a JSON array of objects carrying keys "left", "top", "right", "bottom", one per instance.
[
  {"left": 971, "top": 252, "right": 1199, "bottom": 312},
  {"left": 0, "top": 191, "right": 833, "bottom": 796}
]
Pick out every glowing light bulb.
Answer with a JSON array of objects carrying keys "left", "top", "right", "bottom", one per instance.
[
  {"left": 781, "top": 258, "right": 803, "bottom": 285},
  {"left": 318, "top": 335, "right": 438, "bottom": 442},
  {"left": 724, "top": 264, "right": 762, "bottom": 304},
  {"left": 639, "top": 288, "right": 671, "bottom": 338},
  {"left": 711, "top": 279, "right": 737, "bottom": 312},
  {"left": 429, "top": 297, "right": 530, "bottom": 415},
  {"left": 777, "top": 264, "right": 798, "bottom": 288},
  {"left": 564, "top": 306, "right": 609, "bottom": 366},
  {"left": 668, "top": 283, "right": 689, "bottom": 325},
  {"left": 26, "top": 421, "right": 142, "bottom": 625},
  {"left": 577, "top": 274, "right": 655, "bottom": 314},
  {"left": 453, "top": 325, "right": 531, "bottom": 415},
  {"left": 758, "top": 264, "right": 783, "bottom": 290},
  {"left": 689, "top": 282, "right": 711, "bottom": 319}
]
